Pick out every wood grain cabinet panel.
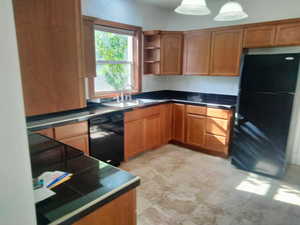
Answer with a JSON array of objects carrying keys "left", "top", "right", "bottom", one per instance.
[
  {"left": 54, "top": 121, "right": 88, "bottom": 140},
  {"left": 186, "top": 105, "right": 206, "bottom": 115},
  {"left": 82, "top": 17, "right": 96, "bottom": 78},
  {"left": 186, "top": 114, "right": 206, "bottom": 147},
  {"left": 172, "top": 104, "right": 186, "bottom": 143},
  {"left": 206, "top": 107, "right": 231, "bottom": 120},
  {"left": 13, "top": 0, "right": 86, "bottom": 116},
  {"left": 160, "top": 32, "right": 183, "bottom": 75},
  {"left": 243, "top": 25, "right": 276, "bottom": 48},
  {"left": 210, "top": 29, "right": 243, "bottom": 76},
  {"left": 206, "top": 117, "right": 229, "bottom": 137},
  {"left": 183, "top": 31, "right": 211, "bottom": 75},
  {"left": 275, "top": 22, "right": 300, "bottom": 46},
  {"left": 144, "top": 114, "right": 161, "bottom": 150},
  {"left": 161, "top": 104, "right": 173, "bottom": 144},
  {"left": 34, "top": 128, "right": 54, "bottom": 138},
  {"left": 124, "top": 119, "right": 144, "bottom": 160},
  {"left": 60, "top": 134, "right": 89, "bottom": 155},
  {"left": 204, "top": 134, "right": 227, "bottom": 153},
  {"left": 74, "top": 189, "right": 136, "bottom": 225}
]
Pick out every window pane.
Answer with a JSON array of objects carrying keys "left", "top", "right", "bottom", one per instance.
[
  {"left": 94, "top": 64, "right": 134, "bottom": 92},
  {"left": 95, "top": 30, "right": 133, "bottom": 62}
]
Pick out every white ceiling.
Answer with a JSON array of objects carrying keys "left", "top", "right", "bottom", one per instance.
[
  {"left": 136, "top": 0, "right": 183, "bottom": 9},
  {"left": 136, "top": 0, "right": 223, "bottom": 9}
]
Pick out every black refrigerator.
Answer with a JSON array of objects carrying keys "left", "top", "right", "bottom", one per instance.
[{"left": 231, "top": 53, "right": 300, "bottom": 178}]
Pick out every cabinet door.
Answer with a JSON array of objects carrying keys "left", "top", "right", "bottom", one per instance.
[
  {"left": 160, "top": 33, "right": 183, "bottom": 75},
  {"left": 13, "top": 0, "right": 86, "bottom": 116},
  {"left": 204, "top": 134, "right": 227, "bottom": 154},
  {"left": 210, "top": 29, "right": 243, "bottom": 76},
  {"left": 275, "top": 22, "right": 300, "bottom": 46},
  {"left": 172, "top": 104, "right": 185, "bottom": 143},
  {"left": 206, "top": 117, "right": 229, "bottom": 137},
  {"left": 82, "top": 17, "right": 96, "bottom": 78},
  {"left": 186, "top": 114, "right": 206, "bottom": 147},
  {"left": 243, "top": 25, "right": 276, "bottom": 48},
  {"left": 144, "top": 114, "right": 161, "bottom": 150},
  {"left": 160, "top": 104, "right": 173, "bottom": 144},
  {"left": 74, "top": 189, "right": 136, "bottom": 225},
  {"left": 60, "top": 135, "right": 89, "bottom": 155},
  {"left": 183, "top": 31, "right": 211, "bottom": 75},
  {"left": 124, "top": 120, "right": 144, "bottom": 160}
]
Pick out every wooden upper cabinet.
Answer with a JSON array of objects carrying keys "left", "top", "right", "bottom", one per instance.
[
  {"left": 13, "top": 0, "right": 86, "bottom": 116},
  {"left": 183, "top": 31, "right": 211, "bottom": 75},
  {"left": 186, "top": 114, "right": 206, "bottom": 147},
  {"left": 243, "top": 25, "right": 276, "bottom": 48},
  {"left": 275, "top": 22, "right": 300, "bottom": 46},
  {"left": 82, "top": 17, "right": 96, "bottom": 78},
  {"left": 210, "top": 29, "right": 243, "bottom": 76},
  {"left": 172, "top": 103, "right": 185, "bottom": 143},
  {"left": 160, "top": 32, "right": 183, "bottom": 75}
]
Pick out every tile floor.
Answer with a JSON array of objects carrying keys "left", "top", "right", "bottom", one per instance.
[{"left": 121, "top": 144, "right": 300, "bottom": 225}]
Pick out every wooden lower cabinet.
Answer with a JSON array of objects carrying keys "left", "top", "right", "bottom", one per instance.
[
  {"left": 59, "top": 135, "right": 89, "bottom": 155},
  {"left": 144, "top": 114, "right": 161, "bottom": 150},
  {"left": 124, "top": 119, "right": 145, "bottom": 160},
  {"left": 73, "top": 189, "right": 136, "bottom": 225},
  {"left": 33, "top": 121, "right": 89, "bottom": 155},
  {"left": 204, "top": 134, "right": 227, "bottom": 154},
  {"left": 186, "top": 114, "right": 206, "bottom": 147},
  {"left": 161, "top": 104, "right": 173, "bottom": 144},
  {"left": 34, "top": 128, "right": 54, "bottom": 138},
  {"left": 172, "top": 104, "right": 185, "bottom": 143}
]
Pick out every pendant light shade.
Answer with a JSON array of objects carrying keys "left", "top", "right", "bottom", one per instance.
[
  {"left": 175, "top": 0, "right": 211, "bottom": 16},
  {"left": 214, "top": 1, "right": 248, "bottom": 21}
]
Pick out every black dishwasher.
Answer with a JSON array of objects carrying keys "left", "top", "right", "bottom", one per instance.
[{"left": 89, "top": 112, "right": 124, "bottom": 166}]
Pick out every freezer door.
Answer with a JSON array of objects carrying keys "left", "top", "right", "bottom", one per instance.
[{"left": 241, "top": 54, "right": 300, "bottom": 93}]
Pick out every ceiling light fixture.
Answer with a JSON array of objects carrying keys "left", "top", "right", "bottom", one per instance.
[
  {"left": 214, "top": 1, "right": 248, "bottom": 21},
  {"left": 174, "top": 0, "right": 211, "bottom": 16}
]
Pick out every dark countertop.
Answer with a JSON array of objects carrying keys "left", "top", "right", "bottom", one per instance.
[
  {"left": 29, "top": 133, "right": 140, "bottom": 225},
  {"left": 27, "top": 90, "right": 237, "bottom": 130}
]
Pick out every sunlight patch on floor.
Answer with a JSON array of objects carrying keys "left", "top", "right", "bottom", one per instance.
[
  {"left": 274, "top": 185, "right": 300, "bottom": 206},
  {"left": 235, "top": 173, "right": 271, "bottom": 196}
]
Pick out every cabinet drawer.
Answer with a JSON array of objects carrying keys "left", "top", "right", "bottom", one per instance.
[
  {"left": 206, "top": 117, "right": 229, "bottom": 137},
  {"left": 125, "top": 105, "right": 161, "bottom": 122},
  {"left": 204, "top": 134, "right": 227, "bottom": 153},
  {"left": 59, "top": 134, "right": 89, "bottom": 155},
  {"left": 206, "top": 108, "right": 231, "bottom": 119},
  {"left": 34, "top": 128, "right": 54, "bottom": 138},
  {"left": 186, "top": 105, "right": 206, "bottom": 115},
  {"left": 54, "top": 121, "right": 88, "bottom": 140}
]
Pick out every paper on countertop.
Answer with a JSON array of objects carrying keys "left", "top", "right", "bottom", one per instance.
[
  {"left": 34, "top": 187, "right": 56, "bottom": 203},
  {"left": 39, "top": 171, "right": 71, "bottom": 188}
]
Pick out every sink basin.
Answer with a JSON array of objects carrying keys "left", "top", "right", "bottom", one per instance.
[{"left": 102, "top": 99, "right": 159, "bottom": 108}]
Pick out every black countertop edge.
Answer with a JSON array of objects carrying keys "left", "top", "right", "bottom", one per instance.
[
  {"left": 53, "top": 178, "right": 140, "bottom": 225},
  {"left": 27, "top": 91, "right": 237, "bottom": 131}
]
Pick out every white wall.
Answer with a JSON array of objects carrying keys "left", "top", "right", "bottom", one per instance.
[
  {"left": 0, "top": 1, "right": 36, "bottom": 225},
  {"left": 165, "top": 0, "right": 300, "bottom": 30}
]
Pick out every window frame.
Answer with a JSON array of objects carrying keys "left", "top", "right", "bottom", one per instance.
[{"left": 87, "top": 17, "right": 142, "bottom": 99}]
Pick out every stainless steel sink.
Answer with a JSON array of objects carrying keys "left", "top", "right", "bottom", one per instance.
[{"left": 102, "top": 99, "right": 159, "bottom": 108}]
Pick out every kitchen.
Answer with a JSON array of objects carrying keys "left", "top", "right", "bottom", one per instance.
[{"left": 2, "top": 0, "right": 300, "bottom": 225}]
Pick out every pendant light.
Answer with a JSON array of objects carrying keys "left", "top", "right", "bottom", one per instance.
[
  {"left": 175, "top": 0, "right": 211, "bottom": 16},
  {"left": 214, "top": 1, "right": 248, "bottom": 21}
]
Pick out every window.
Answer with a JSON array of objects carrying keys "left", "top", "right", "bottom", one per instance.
[{"left": 89, "top": 20, "right": 141, "bottom": 98}]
